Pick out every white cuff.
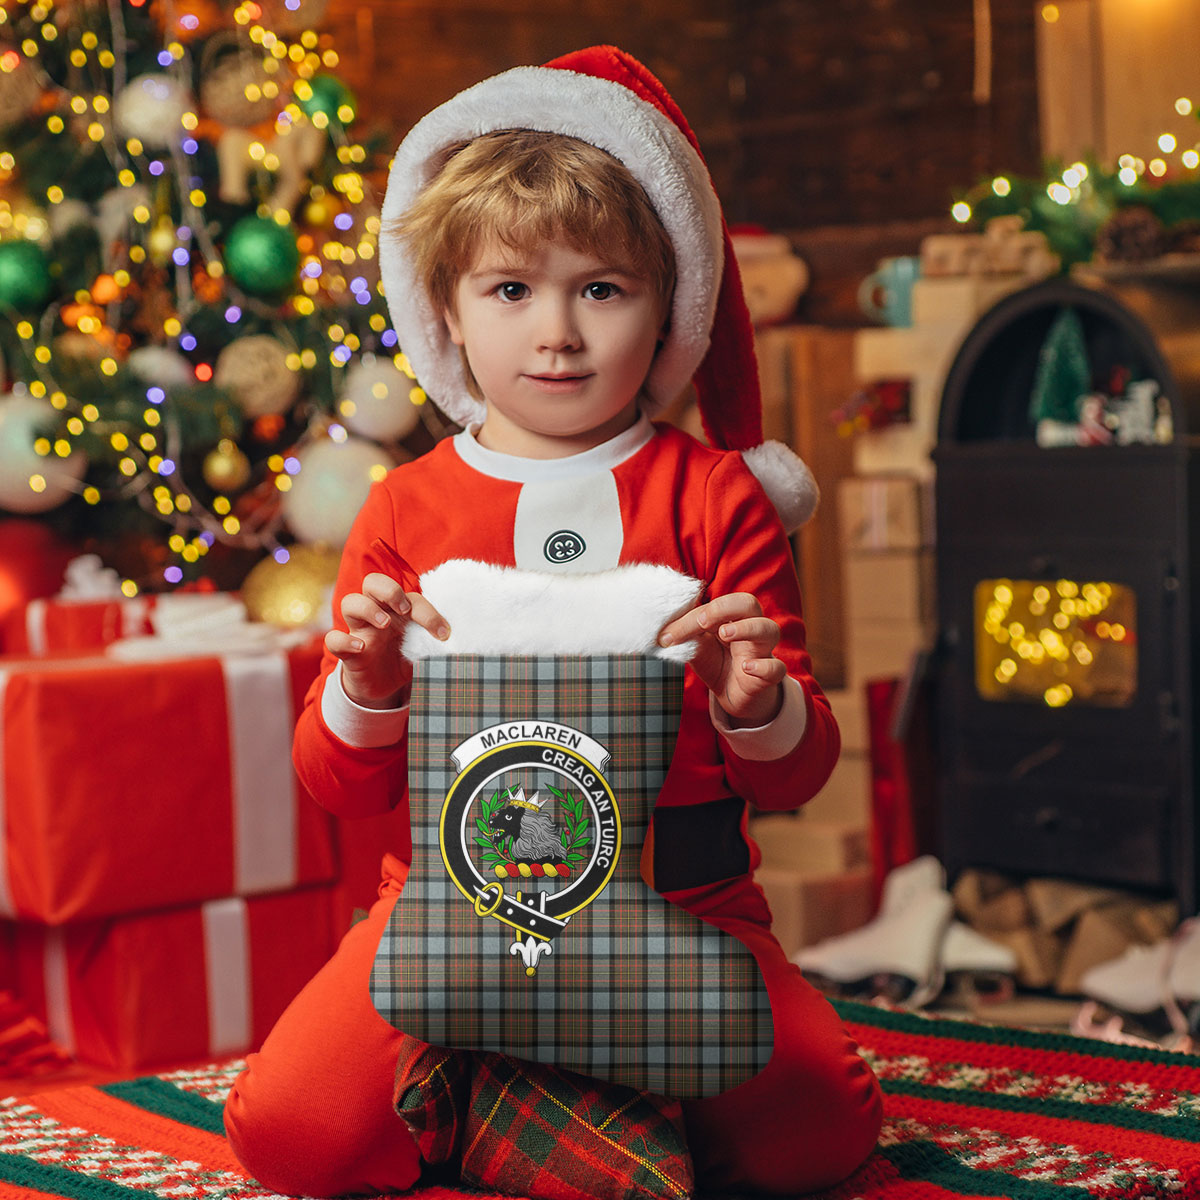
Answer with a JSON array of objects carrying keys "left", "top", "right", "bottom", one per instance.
[
  {"left": 710, "top": 675, "right": 808, "bottom": 762},
  {"left": 320, "top": 661, "right": 410, "bottom": 748}
]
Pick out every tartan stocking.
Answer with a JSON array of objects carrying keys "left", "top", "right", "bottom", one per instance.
[{"left": 394, "top": 1034, "right": 472, "bottom": 1167}]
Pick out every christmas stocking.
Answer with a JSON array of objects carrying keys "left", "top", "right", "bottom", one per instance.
[{"left": 370, "top": 561, "right": 774, "bottom": 1100}]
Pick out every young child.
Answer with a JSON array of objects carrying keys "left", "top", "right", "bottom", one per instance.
[{"left": 225, "top": 46, "right": 882, "bottom": 1198}]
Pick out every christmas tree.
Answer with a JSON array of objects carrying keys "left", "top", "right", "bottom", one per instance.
[{"left": 0, "top": 0, "right": 440, "bottom": 595}]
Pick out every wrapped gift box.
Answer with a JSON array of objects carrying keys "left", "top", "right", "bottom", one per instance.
[
  {"left": 11, "top": 886, "right": 338, "bottom": 1070},
  {"left": 4, "top": 596, "right": 156, "bottom": 655},
  {"left": 0, "top": 641, "right": 338, "bottom": 923}
]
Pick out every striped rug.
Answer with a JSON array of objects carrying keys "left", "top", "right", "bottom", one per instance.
[{"left": 2, "top": 999, "right": 1200, "bottom": 1199}]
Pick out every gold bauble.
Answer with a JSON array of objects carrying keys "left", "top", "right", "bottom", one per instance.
[
  {"left": 148, "top": 218, "right": 178, "bottom": 267},
  {"left": 202, "top": 438, "right": 252, "bottom": 491},
  {"left": 242, "top": 543, "right": 341, "bottom": 628}
]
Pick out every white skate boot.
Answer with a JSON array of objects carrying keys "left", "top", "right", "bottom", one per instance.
[
  {"left": 1077, "top": 918, "right": 1200, "bottom": 1048},
  {"left": 941, "top": 920, "right": 1018, "bottom": 1004},
  {"left": 793, "top": 856, "right": 954, "bottom": 1007}
]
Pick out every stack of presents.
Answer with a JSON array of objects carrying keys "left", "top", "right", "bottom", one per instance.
[
  {"left": 748, "top": 220, "right": 1059, "bottom": 960},
  {"left": 0, "top": 589, "right": 405, "bottom": 1073}
]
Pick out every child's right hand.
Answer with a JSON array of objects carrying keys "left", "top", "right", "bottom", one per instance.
[{"left": 324, "top": 573, "right": 450, "bottom": 709}]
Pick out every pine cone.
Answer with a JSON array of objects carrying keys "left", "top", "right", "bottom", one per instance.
[{"left": 1095, "top": 206, "right": 1167, "bottom": 263}]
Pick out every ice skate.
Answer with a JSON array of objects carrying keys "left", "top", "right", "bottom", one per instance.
[
  {"left": 940, "top": 921, "right": 1017, "bottom": 1005},
  {"left": 1077, "top": 917, "right": 1200, "bottom": 1048},
  {"left": 793, "top": 856, "right": 954, "bottom": 1008}
]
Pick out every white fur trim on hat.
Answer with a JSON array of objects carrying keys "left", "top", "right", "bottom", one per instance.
[
  {"left": 379, "top": 65, "right": 724, "bottom": 430},
  {"left": 401, "top": 560, "right": 702, "bottom": 661},
  {"left": 742, "top": 441, "right": 820, "bottom": 533}
]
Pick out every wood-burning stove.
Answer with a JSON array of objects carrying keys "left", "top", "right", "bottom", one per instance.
[{"left": 933, "top": 276, "right": 1200, "bottom": 913}]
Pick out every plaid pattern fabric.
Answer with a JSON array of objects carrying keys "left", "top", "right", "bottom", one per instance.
[
  {"left": 394, "top": 1033, "right": 694, "bottom": 1200},
  {"left": 371, "top": 654, "right": 773, "bottom": 1099}
]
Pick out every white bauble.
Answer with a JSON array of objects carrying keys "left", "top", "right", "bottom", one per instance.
[
  {"left": 113, "top": 74, "right": 192, "bottom": 147},
  {"left": 127, "top": 345, "right": 195, "bottom": 388},
  {"left": 215, "top": 334, "right": 301, "bottom": 418},
  {"left": 48, "top": 199, "right": 94, "bottom": 240},
  {"left": 0, "top": 390, "right": 86, "bottom": 514},
  {"left": 281, "top": 435, "right": 393, "bottom": 545},
  {"left": 0, "top": 53, "right": 43, "bottom": 131},
  {"left": 338, "top": 354, "right": 422, "bottom": 442}
]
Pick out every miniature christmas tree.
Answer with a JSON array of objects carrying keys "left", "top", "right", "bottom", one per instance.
[
  {"left": 1029, "top": 307, "right": 1091, "bottom": 426},
  {"left": 0, "top": 0, "right": 438, "bottom": 593}
]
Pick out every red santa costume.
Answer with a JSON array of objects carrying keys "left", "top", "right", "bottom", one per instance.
[{"left": 224, "top": 45, "right": 882, "bottom": 1198}]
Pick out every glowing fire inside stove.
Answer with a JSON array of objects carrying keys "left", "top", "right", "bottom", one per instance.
[{"left": 974, "top": 578, "right": 1137, "bottom": 707}]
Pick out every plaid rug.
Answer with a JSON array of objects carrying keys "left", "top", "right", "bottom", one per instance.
[
  {"left": 371, "top": 655, "right": 772, "bottom": 1099},
  {"left": 4, "top": 1000, "right": 1200, "bottom": 1198}
]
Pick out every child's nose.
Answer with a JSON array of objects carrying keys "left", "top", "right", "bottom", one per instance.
[{"left": 536, "top": 298, "right": 581, "bottom": 352}]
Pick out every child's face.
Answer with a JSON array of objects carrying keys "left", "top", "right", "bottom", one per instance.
[{"left": 443, "top": 238, "right": 663, "bottom": 457}]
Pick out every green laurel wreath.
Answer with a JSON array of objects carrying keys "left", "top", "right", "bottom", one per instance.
[{"left": 472, "top": 784, "right": 591, "bottom": 868}]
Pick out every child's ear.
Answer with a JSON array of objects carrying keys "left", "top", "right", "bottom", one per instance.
[{"left": 443, "top": 307, "right": 464, "bottom": 346}]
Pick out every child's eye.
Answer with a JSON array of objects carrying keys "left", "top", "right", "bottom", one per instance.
[
  {"left": 497, "top": 282, "right": 528, "bottom": 301},
  {"left": 585, "top": 282, "right": 619, "bottom": 301}
]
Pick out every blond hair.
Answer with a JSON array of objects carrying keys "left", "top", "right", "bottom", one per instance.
[{"left": 391, "top": 129, "right": 676, "bottom": 325}]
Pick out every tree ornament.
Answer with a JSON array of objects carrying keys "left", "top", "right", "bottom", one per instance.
[
  {"left": 281, "top": 434, "right": 392, "bottom": 545},
  {"left": 200, "top": 43, "right": 278, "bottom": 127},
  {"left": 96, "top": 183, "right": 152, "bottom": 269},
  {"left": 224, "top": 215, "right": 301, "bottom": 295},
  {"left": 0, "top": 240, "right": 53, "bottom": 310},
  {"left": 214, "top": 333, "right": 301, "bottom": 417},
  {"left": 338, "top": 353, "right": 422, "bottom": 442},
  {"left": 202, "top": 437, "right": 252, "bottom": 491},
  {"left": 295, "top": 74, "right": 355, "bottom": 128},
  {"left": 0, "top": 53, "right": 43, "bottom": 131},
  {"left": 241, "top": 543, "right": 340, "bottom": 628},
  {"left": 1095, "top": 206, "right": 1167, "bottom": 263},
  {"left": 0, "top": 519, "right": 76, "bottom": 631},
  {"left": 128, "top": 345, "right": 195, "bottom": 387},
  {"left": 147, "top": 217, "right": 178, "bottom": 268},
  {"left": 48, "top": 199, "right": 95, "bottom": 240},
  {"left": 113, "top": 74, "right": 192, "bottom": 148},
  {"left": 0, "top": 389, "right": 87, "bottom": 514}
]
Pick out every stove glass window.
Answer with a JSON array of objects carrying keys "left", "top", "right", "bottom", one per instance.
[{"left": 974, "top": 578, "right": 1137, "bottom": 707}]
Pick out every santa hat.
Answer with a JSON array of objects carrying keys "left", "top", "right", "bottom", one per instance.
[{"left": 379, "top": 45, "right": 818, "bottom": 530}]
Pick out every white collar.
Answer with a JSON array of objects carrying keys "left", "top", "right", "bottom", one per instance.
[{"left": 451, "top": 412, "right": 654, "bottom": 483}]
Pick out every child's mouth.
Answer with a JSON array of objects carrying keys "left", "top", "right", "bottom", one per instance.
[{"left": 526, "top": 373, "right": 592, "bottom": 393}]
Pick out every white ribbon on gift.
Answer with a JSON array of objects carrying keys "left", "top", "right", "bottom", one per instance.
[
  {"left": 221, "top": 653, "right": 299, "bottom": 896},
  {"left": 202, "top": 896, "right": 253, "bottom": 1055},
  {"left": 40, "top": 896, "right": 253, "bottom": 1059}
]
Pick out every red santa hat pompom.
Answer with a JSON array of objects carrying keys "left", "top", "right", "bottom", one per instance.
[{"left": 379, "top": 45, "right": 818, "bottom": 531}]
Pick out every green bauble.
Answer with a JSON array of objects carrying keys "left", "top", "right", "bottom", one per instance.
[
  {"left": 296, "top": 74, "right": 356, "bottom": 127},
  {"left": 0, "top": 241, "right": 53, "bottom": 311},
  {"left": 224, "top": 216, "right": 301, "bottom": 296}
]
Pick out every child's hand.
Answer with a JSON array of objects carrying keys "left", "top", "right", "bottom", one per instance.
[
  {"left": 324, "top": 573, "right": 449, "bottom": 709},
  {"left": 658, "top": 592, "right": 786, "bottom": 727}
]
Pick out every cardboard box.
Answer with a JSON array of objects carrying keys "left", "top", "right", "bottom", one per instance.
[
  {"left": 824, "top": 687, "right": 868, "bottom": 754},
  {"left": 909, "top": 275, "right": 1026, "bottom": 329},
  {"left": 749, "top": 814, "right": 870, "bottom": 875},
  {"left": 837, "top": 475, "right": 932, "bottom": 553},
  {"left": 0, "top": 642, "right": 337, "bottom": 923},
  {"left": 843, "top": 549, "right": 935, "bottom": 627},
  {"left": 801, "top": 750, "right": 871, "bottom": 825},
  {"left": 845, "top": 620, "right": 933, "bottom": 691},
  {"left": 755, "top": 866, "right": 875, "bottom": 959},
  {"left": 13, "top": 886, "right": 338, "bottom": 1070}
]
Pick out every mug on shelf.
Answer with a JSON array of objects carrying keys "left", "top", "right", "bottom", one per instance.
[{"left": 858, "top": 255, "right": 922, "bottom": 327}]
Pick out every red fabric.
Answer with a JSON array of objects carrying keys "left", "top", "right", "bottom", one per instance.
[
  {"left": 226, "top": 858, "right": 883, "bottom": 1197},
  {"left": 541, "top": 47, "right": 762, "bottom": 457},
  {"left": 14, "top": 886, "right": 338, "bottom": 1072},
  {"left": 865, "top": 678, "right": 919, "bottom": 906},
  {"left": 0, "top": 643, "right": 336, "bottom": 922}
]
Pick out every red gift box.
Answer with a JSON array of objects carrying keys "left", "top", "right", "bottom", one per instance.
[
  {"left": 0, "top": 642, "right": 338, "bottom": 923},
  {"left": 12, "top": 886, "right": 338, "bottom": 1071},
  {"left": 4, "top": 597, "right": 156, "bottom": 655}
]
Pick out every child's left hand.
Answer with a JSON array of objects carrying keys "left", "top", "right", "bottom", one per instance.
[{"left": 658, "top": 593, "right": 786, "bottom": 727}]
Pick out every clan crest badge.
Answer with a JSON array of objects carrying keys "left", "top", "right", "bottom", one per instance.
[{"left": 439, "top": 720, "right": 621, "bottom": 975}]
